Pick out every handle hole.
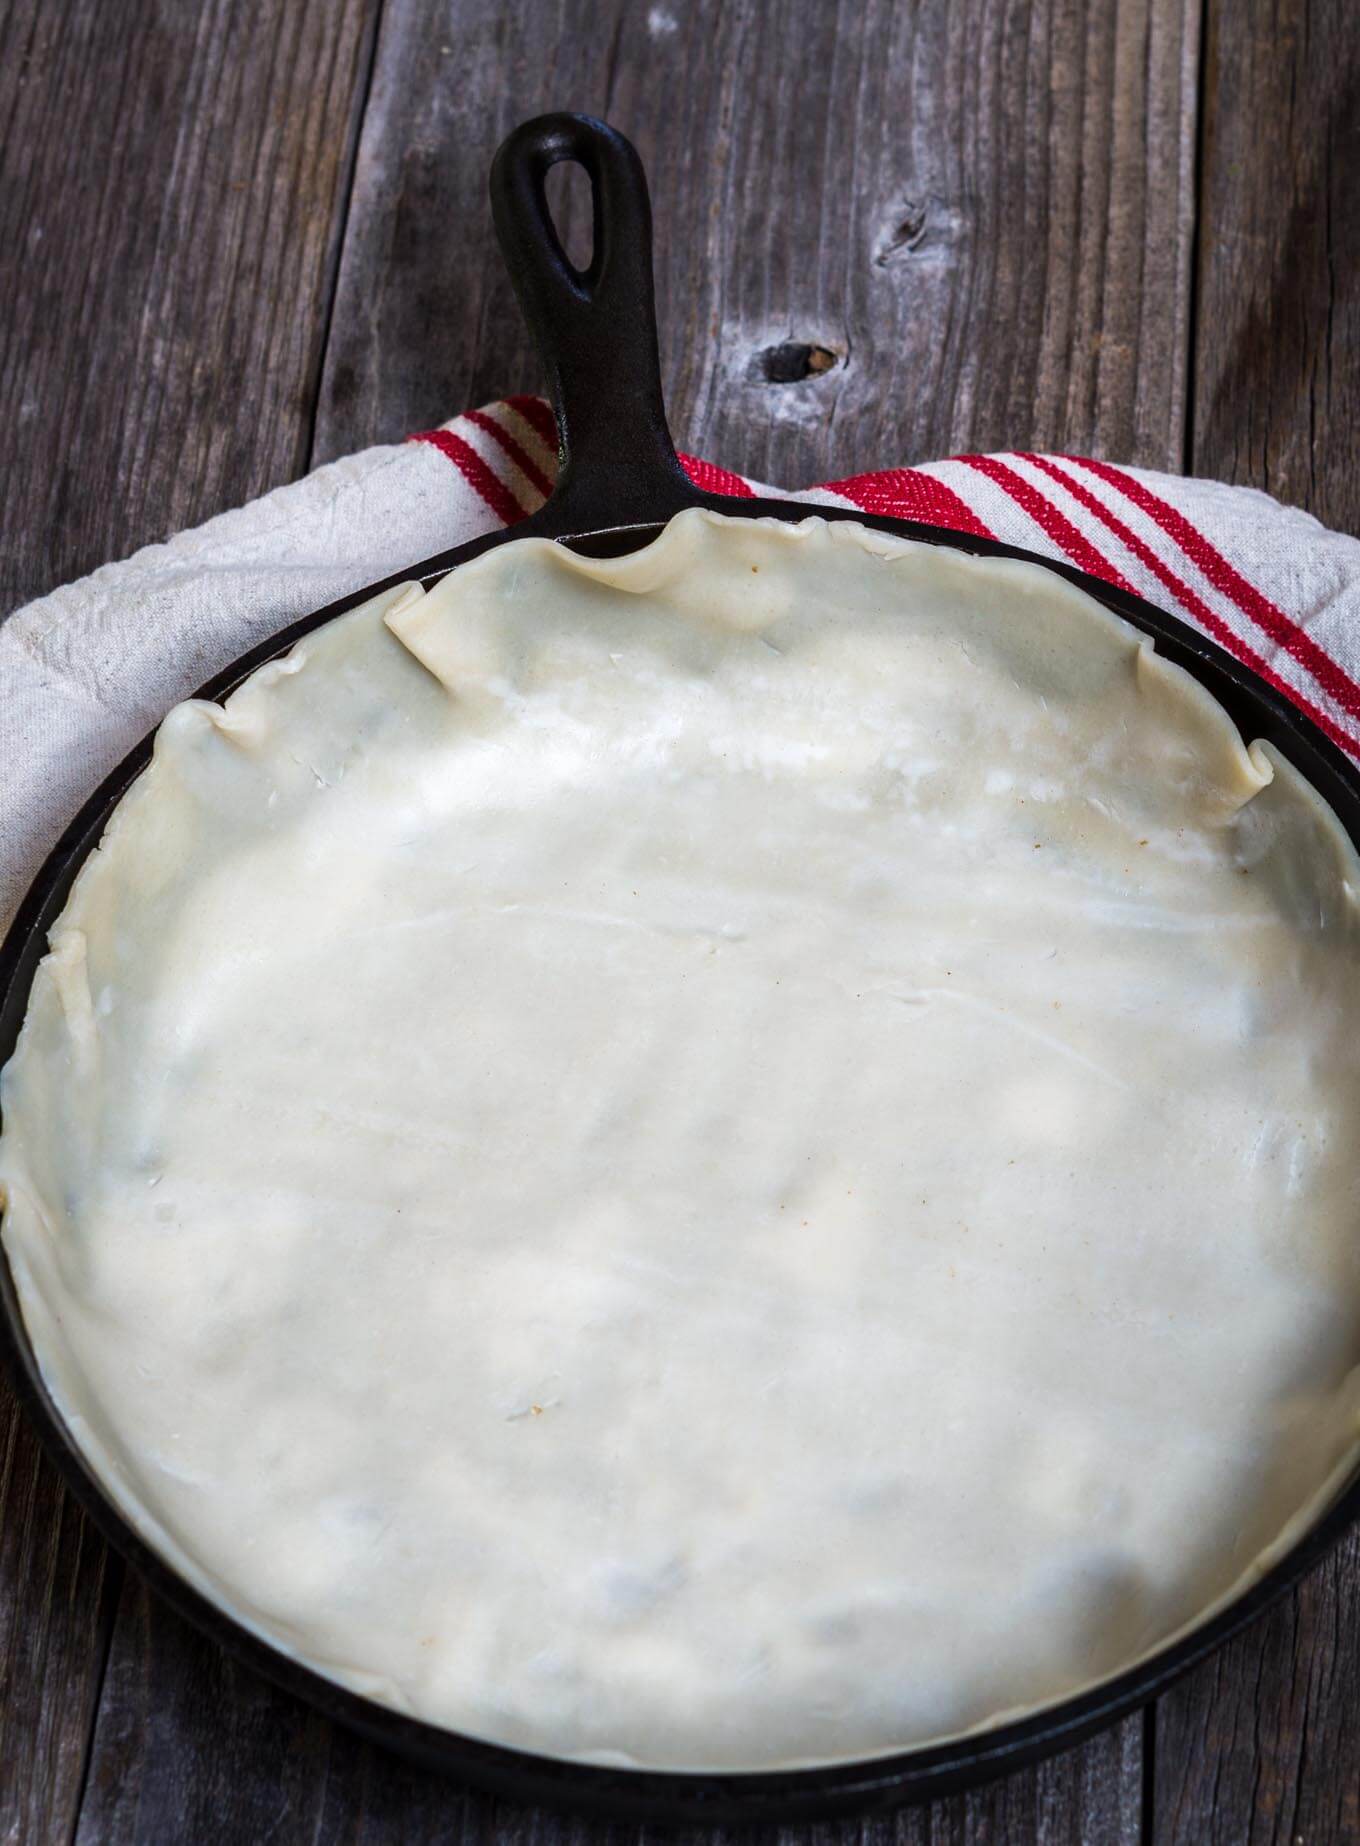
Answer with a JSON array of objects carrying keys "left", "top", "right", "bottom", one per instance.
[{"left": 543, "top": 158, "right": 596, "bottom": 279}]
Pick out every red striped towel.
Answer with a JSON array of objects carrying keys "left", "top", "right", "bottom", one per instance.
[{"left": 5, "top": 398, "right": 1359, "bottom": 926}]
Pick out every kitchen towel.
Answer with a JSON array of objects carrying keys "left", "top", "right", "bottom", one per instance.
[{"left": 5, "top": 395, "right": 1360, "bottom": 926}]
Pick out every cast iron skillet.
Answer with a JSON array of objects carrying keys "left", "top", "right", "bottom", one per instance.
[{"left": 3, "top": 112, "right": 1360, "bottom": 1825}]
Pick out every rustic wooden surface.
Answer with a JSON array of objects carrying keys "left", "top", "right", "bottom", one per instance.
[{"left": 1, "top": 0, "right": 1357, "bottom": 1838}]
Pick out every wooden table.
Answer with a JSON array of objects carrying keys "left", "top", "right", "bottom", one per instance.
[{"left": 2, "top": 1, "right": 1357, "bottom": 1838}]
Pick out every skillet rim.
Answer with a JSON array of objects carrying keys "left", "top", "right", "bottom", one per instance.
[{"left": 3, "top": 494, "right": 1360, "bottom": 1822}]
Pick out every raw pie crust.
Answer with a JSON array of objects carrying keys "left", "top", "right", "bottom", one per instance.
[{"left": 4, "top": 511, "right": 1360, "bottom": 1771}]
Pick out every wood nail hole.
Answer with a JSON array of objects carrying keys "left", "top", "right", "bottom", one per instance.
[{"left": 761, "top": 342, "right": 839, "bottom": 383}]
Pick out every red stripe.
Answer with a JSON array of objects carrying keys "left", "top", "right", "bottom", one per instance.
[
  {"left": 957, "top": 455, "right": 1136, "bottom": 592},
  {"left": 463, "top": 406, "right": 555, "bottom": 501},
  {"left": 1022, "top": 454, "right": 1360, "bottom": 759},
  {"left": 503, "top": 394, "right": 560, "bottom": 453},
  {"left": 822, "top": 467, "right": 994, "bottom": 540},
  {"left": 1065, "top": 456, "right": 1360, "bottom": 722},
  {"left": 410, "top": 429, "right": 528, "bottom": 527},
  {"left": 679, "top": 454, "right": 755, "bottom": 498}
]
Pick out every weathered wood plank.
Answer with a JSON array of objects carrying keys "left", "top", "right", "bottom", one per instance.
[
  {"left": 0, "top": 0, "right": 381, "bottom": 617},
  {"left": 312, "top": 0, "right": 1200, "bottom": 486},
  {"left": 74, "top": 1583, "right": 336, "bottom": 1845},
  {"left": 1154, "top": 1533, "right": 1360, "bottom": 1845},
  {"left": 1154, "top": 1, "right": 1360, "bottom": 1833},
  {"left": 1190, "top": 0, "right": 1360, "bottom": 534},
  {"left": 0, "top": 0, "right": 377, "bottom": 1834},
  {"left": 0, "top": 1411, "right": 118, "bottom": 1845}
]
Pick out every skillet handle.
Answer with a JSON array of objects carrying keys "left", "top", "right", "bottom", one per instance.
[{"left": 490, "top": 113, "right": 706, "bottom": 536}]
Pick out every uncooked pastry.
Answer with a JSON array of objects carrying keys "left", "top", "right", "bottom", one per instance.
[{"left": 4, "top": 510, "right": 1360, "bottom": 1770}]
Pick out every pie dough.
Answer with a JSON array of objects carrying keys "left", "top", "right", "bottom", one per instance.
[{"left": 4, "top": 510, "right": 1360, "bottom": 1771}]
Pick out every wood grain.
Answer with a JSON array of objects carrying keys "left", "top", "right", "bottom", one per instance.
[
  {"left": 1153, "top": 0, "right": 1360, "bottom": 1835},
  {"left": 0, "top": 0, "right": 376, "bottom": 1834},
  {"left": 312, "top": 0, "right": 1200, "bottom": 486},
  {"left": 0, "top": 1415, "right": 117, "bottom": 1844},
  {"left": 1190, "top": 0, "right": 1360, "bottom": 535},
  {"left": 74, "top": 1583, "right": 337, "bottom": 1845},
  {"left": 0, "top": 0, "right": 381, "bottom": 616},
  {"left": 1154, "top": 1533, "right": 1360, "bottom": 1844}
]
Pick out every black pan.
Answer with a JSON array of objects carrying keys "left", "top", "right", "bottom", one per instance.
[{"left": 3, "top": 112, "right": 1359, "bottom": 1826}]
